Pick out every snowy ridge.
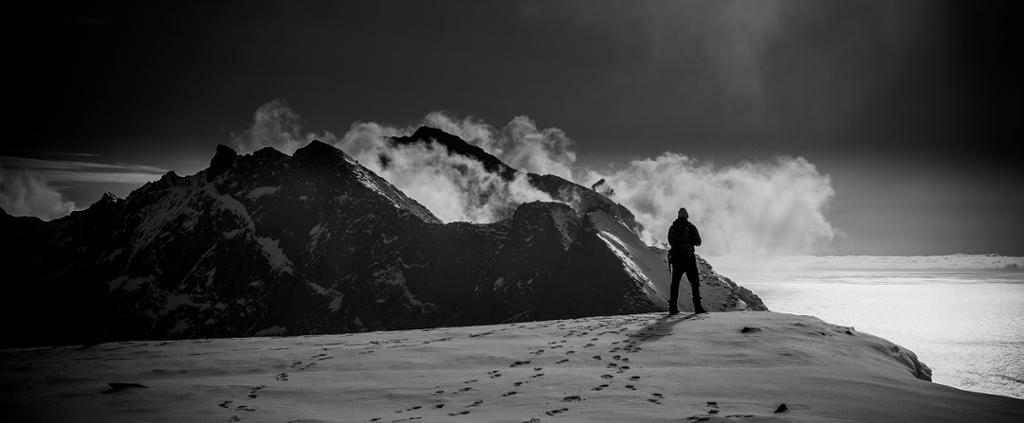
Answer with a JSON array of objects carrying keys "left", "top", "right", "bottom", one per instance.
[{"left": 6, "top": 311, "right": 1021, "bottom": 422}]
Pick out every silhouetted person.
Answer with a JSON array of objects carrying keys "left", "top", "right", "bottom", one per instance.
[{"left": 668, "top": 207, "right": 704, "bottom": 315}]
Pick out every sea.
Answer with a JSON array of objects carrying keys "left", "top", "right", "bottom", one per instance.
[{"left": 713, "top": 254, "right": 1024, "bottom": 400}]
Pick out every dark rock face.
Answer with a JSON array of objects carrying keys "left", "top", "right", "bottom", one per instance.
[{"left": 0, "top": 128, "right": 765, "bottom": 347}]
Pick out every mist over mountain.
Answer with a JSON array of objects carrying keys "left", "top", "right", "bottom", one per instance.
[
  {"left": 0, "top": 129, "right": 764, "bottom": 347},
  {"left": 226, "top": 100, "right": 838, "bottom": 257}
]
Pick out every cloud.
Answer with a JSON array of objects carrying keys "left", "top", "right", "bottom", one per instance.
[
  {"left": 423, "top": 113, "right": 576, "bottom": 179},
  {"left": 231, "top": 99, "right": 338, "bottom": 154},
  {"left": 232, "top": 101, "right": 565, "bottom": 223},
  {"left": 234, "top": 100, "right": 837, "bottom": 256},
  {"left": 0, "top": 166, "right": 77, "bottom": 220},
  {"left": 0, "top": 156, "right": 166, "bottom": 220},
  {"left": 0, "top": 157, "right": 168, "bottom": 184},
  {"left": 588, "top": 153, "right": 836, "bottom": 257}
]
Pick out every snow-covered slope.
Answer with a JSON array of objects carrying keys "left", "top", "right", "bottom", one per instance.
[{"left": 3, "top": 311, "right": 1020, "bottom": 422}]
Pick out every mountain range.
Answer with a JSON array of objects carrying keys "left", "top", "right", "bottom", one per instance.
[{"left": 0, "top": 127, "right": 764, "bottom": 347}]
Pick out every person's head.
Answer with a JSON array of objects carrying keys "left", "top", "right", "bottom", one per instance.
[{"left": 678, "top": 207, "right": 689, "bottom": 220}]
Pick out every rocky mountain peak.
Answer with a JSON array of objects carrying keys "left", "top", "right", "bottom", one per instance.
[
  {"left": 292, "top": 139, "right": 348, "bottom": 164},
  {"left": 208, "top": 144, "right": 238, "bottom": 180},
  {"left": 391, "top": 126, "right": 516, "bottom": 178}
]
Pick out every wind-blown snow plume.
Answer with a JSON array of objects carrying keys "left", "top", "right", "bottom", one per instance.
[
  {"left": 337, "top": 122, "right": 554, "bottom": 223},
  {"left": 0, "top": 166, "right": 77, "bottom": 220},
  {"left": 233, "top": 101, "right": 561, "bottom": 223},
  {"left": 232, "top": 100, "right": 837, "bottom": 254},
  {"left": 423, "top": 112, "right": 576, "bottom": 180},
  {"left": 588, "top": 154, "right": 836, "bottom": 257}
]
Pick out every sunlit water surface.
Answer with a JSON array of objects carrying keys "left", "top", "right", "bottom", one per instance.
[{"left": 716, "top": 262, "right": 1024, "bottom": 400}]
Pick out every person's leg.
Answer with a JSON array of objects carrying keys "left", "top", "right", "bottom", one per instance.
[
  {"left": 686, "top": 261, "right": 704, "bottom": 313},
  {"left": 669, "top": 262, "right": 682, "bottom": 314}
]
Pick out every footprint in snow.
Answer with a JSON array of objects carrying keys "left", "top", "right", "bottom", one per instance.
[
  {"left": 247, "top": 385, "right": 265, "bottom": 399},
  {"left": 545, "top": 407, "right": 570, "bottom": 416}
]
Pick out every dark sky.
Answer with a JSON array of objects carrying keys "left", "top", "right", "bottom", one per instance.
[{"left": 6, "top": 0, "right": 1023, "bottom": 255}]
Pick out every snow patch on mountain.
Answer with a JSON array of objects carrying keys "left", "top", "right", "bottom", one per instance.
[
  {"left": 596, "top": 230, "right": 651, "bottom": 289},
  {"left": 308, "top": 223, "right": 323, "bottom": 237},
  {"left": 107, "top": 275, "right": 154, "bottom": 292},
  {"left": 246, "top": 185, "right": 280, "bottom": 200},
  {"left": 252, "top": 325, "right": 286, "bottom": 336},
  {"left": 255, "top": 236, "right": 293, "bottom": 274},
  {"left": 550, "top": 205, "right": 577, "bottom": 250},
  {"left": 163, "top": 294, "right": 195, "bottom": 312},
  {"left": 206, "top": 184, "right": 250, "bottom": 223},
  {"left": 307, "top": 281, "right": 344, "bottom": 312}
]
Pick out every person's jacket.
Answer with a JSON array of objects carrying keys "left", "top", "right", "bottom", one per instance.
[{"left": 667, "top": 218, "right": 701, "bottom": 261}]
